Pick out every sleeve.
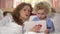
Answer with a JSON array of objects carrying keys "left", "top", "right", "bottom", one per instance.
[
  {"left": 48, "top": 21, "right": 55, "bottom": 33},
  {"left": 46, "top": 17, "right": 55, "bottom": 33}
]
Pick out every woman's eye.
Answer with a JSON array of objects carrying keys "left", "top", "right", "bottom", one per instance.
[
  {"left": 23, "top": 9, "right": 30, "bottom": 12},
  {"left": 24, "top": 9, "right": 26, "bottom": 11},
  {"left": 28, "top": 10, "right": 30, "bottom": 12}
]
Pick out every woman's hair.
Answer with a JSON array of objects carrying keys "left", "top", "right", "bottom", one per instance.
[
  {"left": 3, "top": 11, "right": 11, "bottom": 16},
  {"left": 34, "top": 1, "right": 51, "bottom": 14},
  {"left": 12, "top": 2, "right": 32, "bottom": 26}
]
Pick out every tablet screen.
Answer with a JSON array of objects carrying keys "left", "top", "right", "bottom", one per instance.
[{"left": 24, "top": 21, "right": 46, "bottom": 32}]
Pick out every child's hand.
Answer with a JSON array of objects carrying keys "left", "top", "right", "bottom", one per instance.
[
  {"left": 38, "top": 24, "right": 42, "bottom": 28},
  {"left": 29, "top": 24, "right": 42, "bottom": 33},
  {"left": 44, "top": 29, "right": 49, "bottom": 34}
]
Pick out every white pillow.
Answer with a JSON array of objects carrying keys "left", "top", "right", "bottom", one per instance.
[{"left": 53, "top": 13, "right": 60, "bottom": 32}]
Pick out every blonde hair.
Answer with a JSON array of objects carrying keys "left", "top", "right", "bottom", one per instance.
[{"left": 34, "top": 1, "right": 51, "bottom": 14}]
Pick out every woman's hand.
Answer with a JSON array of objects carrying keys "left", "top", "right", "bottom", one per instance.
[{"left": 29, "top": 24, "right": 42, "bottom": 33}]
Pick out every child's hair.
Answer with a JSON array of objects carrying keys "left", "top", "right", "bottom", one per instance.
[
  {"left": 34, "top": 1, "right": 51, "bottom": 14},
  {"left": 51, "top": 8, "right": 56, "bottom": 13}
]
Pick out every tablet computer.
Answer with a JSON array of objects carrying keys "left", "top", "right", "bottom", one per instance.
[{"left": 24, "top": 21, "right": 46, "bottom": 32}]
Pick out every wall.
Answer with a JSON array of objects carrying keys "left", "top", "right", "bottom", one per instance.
[{"left": 0, "top": 0, "right": 13, "bottom": 9}]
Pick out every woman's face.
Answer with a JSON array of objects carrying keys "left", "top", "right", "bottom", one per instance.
[
  {"left": 20, "top": 5, "right": 31, "bottom": 20},
  {"left": 37, "top": 9, "right": 47, "bottom": 19}
]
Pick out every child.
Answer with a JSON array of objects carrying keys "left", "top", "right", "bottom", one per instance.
[{"left": 32, "top": 1, "right": 54, "bottom": 34}]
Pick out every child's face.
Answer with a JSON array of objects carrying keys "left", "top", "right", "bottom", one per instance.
[{"left": 37, "top": 9, "right": 47, "bottom": 19}]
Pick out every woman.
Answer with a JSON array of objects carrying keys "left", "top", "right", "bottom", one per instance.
[{"left": 0, "top": 2, "right": 32, "bottom": 34}]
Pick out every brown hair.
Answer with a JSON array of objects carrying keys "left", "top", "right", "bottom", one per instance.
[
  {"left": 3, "top": 11, "right": 11, "bottom": 16},
  {"left": 51, "top": 8, "right": 56, "bottom": 13},
  {"left": 34, "top": 1, "right": 51, "bottom": 14},
  {"left": 12, "top": 3, "right": 32, "bottom": 26}
]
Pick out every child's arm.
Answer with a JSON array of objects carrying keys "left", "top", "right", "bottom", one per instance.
[{"left": 48, "top": 21, "right": 55, "bottom": 33}]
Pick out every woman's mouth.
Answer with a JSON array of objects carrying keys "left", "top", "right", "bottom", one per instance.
[{"left": 26, "top": 15, "right": 29, "bottom": 17}]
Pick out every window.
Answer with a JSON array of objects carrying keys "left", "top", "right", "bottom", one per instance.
[{"left": 13, "top": 0, "right": 48, "bottom": 8}]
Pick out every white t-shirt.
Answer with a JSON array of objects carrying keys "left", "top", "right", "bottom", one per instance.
[
  {"left": 0, "top": 13, "right": 12, "bottom": 26},
  {"left": 0, "top": 14, "right": 23, "bottom": 34},
  {"left": 0, "top": 23, "right": 22, "bottom": 34}
]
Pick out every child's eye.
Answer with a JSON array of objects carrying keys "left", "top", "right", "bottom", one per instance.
[
  {"left": 42, "top": 13, "right": 45, "bottom": 15},
  {"left": 38, "top": 13, "right": 46, "bottom": 15},
  {"left": 38, "top": 13, "right": 40, "bottom": 14}
]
